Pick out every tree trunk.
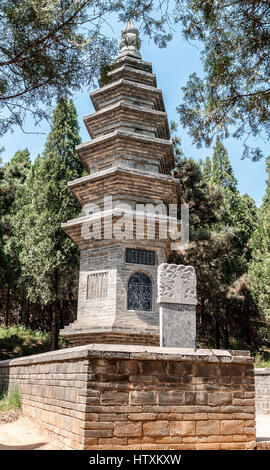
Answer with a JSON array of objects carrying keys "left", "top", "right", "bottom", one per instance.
[
  {"left": 51, "top": 304, "right": 59, "bottom": 351},
  {"left": 25, "top": 300, "right": 30, "bottom": 328},
  {"left": 215, "top": 313, "right": 221, "bottom": 349},
  {"left": 224, "top": 304, "right": 229, "bottom": 349},
  {"left": 200, "top": 297, "right": 205, "bottom": 339},
  {"left": 5, "top": 286, "right": 10, "bottom": 328},
  {"left": 18, "top": 293, "right": 25, "bottom": 324},
  {"left": 50, "top": 268, "right": 60, "bottom": 351},
  {"left": 60, "top": 300, "right": 65, "bottom": 330}
]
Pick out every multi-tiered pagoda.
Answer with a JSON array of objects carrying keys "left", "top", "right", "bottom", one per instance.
[{"left": 60, "top": 21, "right": 179, "bottom": 346}]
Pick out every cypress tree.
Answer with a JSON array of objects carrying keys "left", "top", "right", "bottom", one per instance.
[
  {"left": 211, "top": 137, "right": 238, "bottom": 193},
  {"left": 0, "top": 149, "right": 31, "bottom": 326},
  {"left": 202, "top": 156, "right": 212, "bottom": 182},
  {"left": 19, "top": 98, "right": 84, "bottom": 348},
  {"left": 173, "top": 153, "right": 258, "bottom": 349},
  {"left": 249, "top": 157, "right": 270, "bottom": 320}
]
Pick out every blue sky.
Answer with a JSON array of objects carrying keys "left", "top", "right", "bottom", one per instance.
[{"left": 1, "top": 19, "right": 268, "bottom": 207}]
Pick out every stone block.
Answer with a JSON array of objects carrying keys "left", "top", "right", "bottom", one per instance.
[
  {"left": 100, "top": 391, "right": 128, "bottom": 405},
  {"left": 196, "top": 420, "right": 221, "bottom": 436},
  {"left": 143, "top": 421, "right": 170, "bottom": 436},
  {"left": 129, "top": 413, "right": 157, "bottom": 421},
  {"left": 158, "top": 391, "right": 184, "bottom": 405},
  {"left": 170, "top": 421, "right": 195, "bottom": 436},
  {"left": 208, "top": 392, "right": 232, "bottom": 406},
  {"left": 221, "top": 420, "right": 244, "bottom": 435},
  {"left": 114, "top": 422, "right": 142, "bottom": 437},
  {"left": 160, "top": 304, "right": 196, "bottom": 348},
  {"left": 129, "top": 390, "right": 157, "bottom": 405}
]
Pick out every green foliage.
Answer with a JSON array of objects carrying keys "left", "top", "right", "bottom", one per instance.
[
  {"left": 211, "top": 137, "right": 238, "bottom": 193},
  {"left": 0, "top": 149, "right": 31, "bottom": 290},
  {"left": 172, "top": 141, "right": 259, "bottom": 349},
  {"left": 249, "top": 158, "right": 270, "bottom": 320},
  {"left": 18, "top": 98, "right": 84, "bottom": 307},
  {"left": 0, "top": 0, "right": 120, "bottom": 135},
  {"left": 0, "top": 326, "right": 68, "bottom": 360},
  {"left": 175, "top": 0, "right": 270, "bottom": 159},
  {"left": 0, "top": 0, "right": 176, "bottom": 135},
  {"left": 175, "top": 157, "right": 222, "bottom": 240},
  {"left": 0, "top": 384, "right": 21, "bottom": 411},
  {"left": 170, "top": 121, "right": 183, "bottom": 164},
  {"left": 1, "top": 0, "right": 269, "bottom": 160},
  {"left": 201, "top": 156, "right": 212, "bottom": 182},
  {"left": 254, "top": 348, "right": 270, "bottom": 368},
  {"left": 0, "top": 98, "right": 84, "bottom": 348}
]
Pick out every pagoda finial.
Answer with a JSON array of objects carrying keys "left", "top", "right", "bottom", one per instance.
[{"left": 118, "top": 20, "right": 141, "bottom": 59}]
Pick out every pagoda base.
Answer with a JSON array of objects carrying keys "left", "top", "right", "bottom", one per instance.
[{"left": 60, "top": 325, "right": 159, "bottom": 347}]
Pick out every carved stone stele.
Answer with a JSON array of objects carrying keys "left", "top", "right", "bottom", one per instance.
[{"left": 157, "top": 263, "right": 197, "bottom": 305}]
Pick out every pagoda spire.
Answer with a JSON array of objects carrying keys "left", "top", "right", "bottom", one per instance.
[{"left": 118, "top": 20, "right": 141, "bottom": 59}]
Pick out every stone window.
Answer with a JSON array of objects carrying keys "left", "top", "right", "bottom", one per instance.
[
  {"left": 127, "top": 272, "right": 152, "bottom": 311},
  {"left": 87, "top": 271, "right": 108, "bottom": 299}
]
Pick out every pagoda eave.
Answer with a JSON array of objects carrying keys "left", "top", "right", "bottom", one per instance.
[
  {"left": 114, "top": 54, "right": 153, "bottom": 73},
  {"left": 67, "top": 166, "right": 179, "bottom": 206},
  {"left": 90, "top": 78, "right": 165, "bottom": 112},
  {"left": 61, "top": 209, "right": 180, "bottom": 248},
  {"left": 83, "top": 102, "right": 170, "bottom": 140},
  {"left": 99, "top": 64, "right": 157, "bottom": 88},
  {"left": 76, "top": 130, "right": 175, "bottom": 173}
]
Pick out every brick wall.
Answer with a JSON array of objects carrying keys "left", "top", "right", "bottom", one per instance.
[
  {"left": 0, "top": 345, "right": 256, "bottom": 450},
  {"left": 255, "top": 368, "right": 270, "bottom": 414}
]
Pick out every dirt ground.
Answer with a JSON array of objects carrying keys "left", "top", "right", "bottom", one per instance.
[{"left": 0, "top": 412, "right": 69, "bottom": 450}]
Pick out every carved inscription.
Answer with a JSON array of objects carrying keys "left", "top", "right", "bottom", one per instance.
[
  {"left": 87, "top": 271, "right": 108, "bottom": 300},
  {"left": 157, "top": 263, "right": 197, "bottom": 305}
]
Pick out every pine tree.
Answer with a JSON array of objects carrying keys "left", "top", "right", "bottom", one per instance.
[{"left": 18, "top": 98, "right": 84, "bottom": 349}]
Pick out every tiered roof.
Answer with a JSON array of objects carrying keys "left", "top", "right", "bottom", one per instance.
[{"left": 62, "top": 21, "right": 178, "bottom": 247}]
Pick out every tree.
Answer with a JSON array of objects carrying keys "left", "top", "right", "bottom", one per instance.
[
  {"left": 2, "top": 0, "right": 269, "bottom": 160},
  {"left": 203, "top": 141, "right": 258, "bottom": 348},
  {"left": 170, "top": 158, "right": 229, "bottom": 347},
  {"left": 18, "top": 98, "right": 84, "bottom": 349},
  {"left": 211, "top": 137, "right": 238, "bottom": 193},
  {"left": 0, "top": 149, "right": 31, "bottom": 326},
  {"left": 171, "top": 141, "right": 259, "bottom": 349},
  {"left": 0, "top": 1, "right": 177, "bottom": 136},
  {"left": 175, "top": 0, "right": 270, "bottom": 160},
  {"left": 201, "top": 156, "right": 212, "bottom": 182},
  {"left": 0, "top": 0, "right": 121, "bottom": 135},
  {"left": 249, "top": 157, "right": 270, "bottom": 320}
]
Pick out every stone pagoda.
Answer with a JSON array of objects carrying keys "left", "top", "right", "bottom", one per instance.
[{"left": 60, "top": 21, "right": 180, "bottom": 346}]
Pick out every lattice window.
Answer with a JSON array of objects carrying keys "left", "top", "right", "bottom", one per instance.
[{"left": 128, "top": 272, "right": 152, "bottom": 311}]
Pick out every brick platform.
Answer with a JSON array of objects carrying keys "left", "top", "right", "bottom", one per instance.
[{"left": 0, "top": 345, "right": 256, "bottom": 450}]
